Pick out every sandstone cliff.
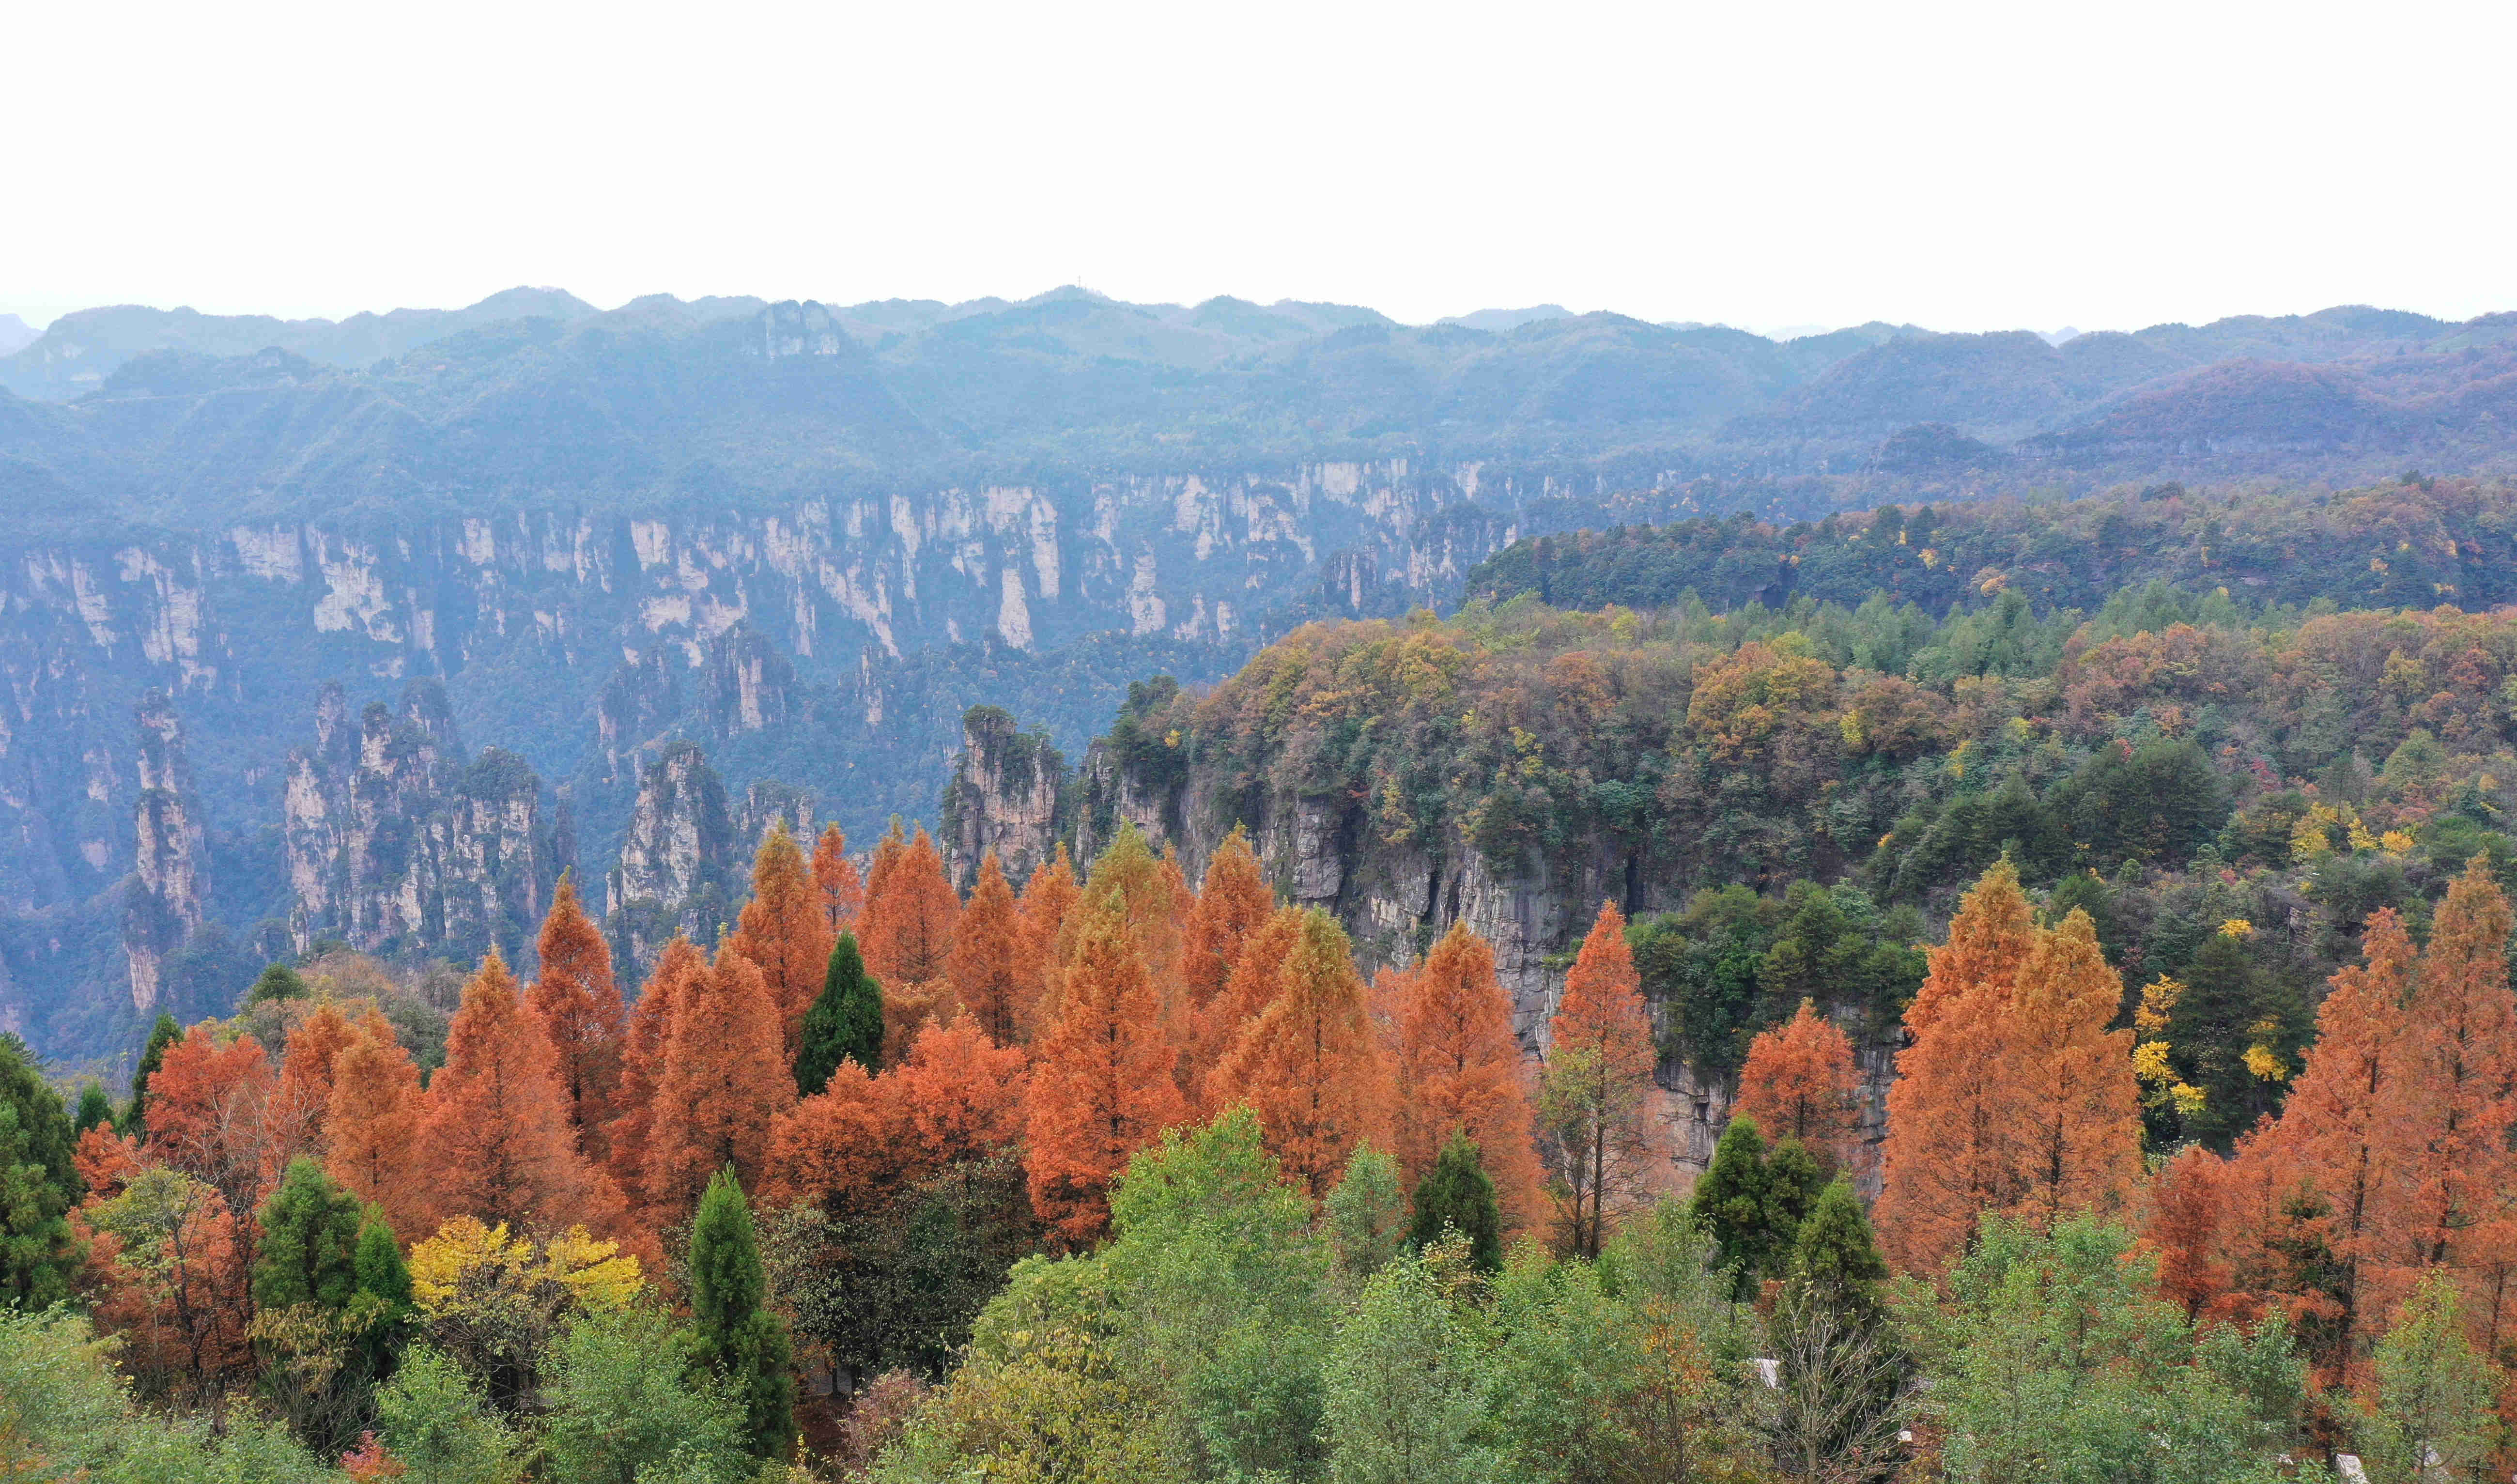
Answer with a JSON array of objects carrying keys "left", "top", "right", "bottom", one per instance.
[
  {"left": 124, "top": 691, "right": 210, "bottom": 1013},
  {"left": 939, "top": 707, "right": 1070, "bottom": 890},
  {"left": 282, "top": 680, "right": 567, "bottom": 965},
  {"left": 605, "top": 740, "right": 738, "bottom": 967}
]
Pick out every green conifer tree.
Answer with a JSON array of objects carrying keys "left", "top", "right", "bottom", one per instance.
[
  {"left": 1788, "top": 1177, "right": 1891, "bottom": 1329},
  {"left": 247, "top": 962, "right": 311, "bottom": 1005},
  {"left": 0, "top": 1035, "right": 81, "bottom": 1306},
  {"left": 689, "top": 1167, "right": 797, "bottom": 1458},
  {"left": 253, "top": 1157, "right": 365, "bottom": 1311},
  {"left": 1691, "top": 1113, "right": 1775, "bottom": 1298},
  {"left": 352, "top": 1206, "right": 416, "bottom": 1377},
  {"left": 123, "top": 1012, "right": 180, "bottom": 1137},
  {"left": 1408, "top": 1130, "right": 1504, "bottom": 1275},
  {"left": 72, "top": 1083, "right": 113, "bottom": 1136},
  {"left": 794, "top": 933, "right": 884, "bottom": 1094}
]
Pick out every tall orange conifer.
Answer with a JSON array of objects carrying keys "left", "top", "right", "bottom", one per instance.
[
  {"left": 1181, "top": 829, "right": 1276, "bottom": 1085},
  {"left": 415, "top": 949, "right": 621, "bottom": 1233},
  {"left": 728, "top": 822, "right": 838, "bottom": 1062},
  {"left": 528, "top": 873, "right": 629, "bottom": 1163},
  {"left": 606, "top": 935, "right": 702, "bottom": 1198},
  {"left": 2378, "top": 860, "right": 2517, "bottom": 1285},
  {"left": 1390, "top": 920, "right": 1546, "bottom": 1229},
  {"left": 1205, "top": 909, "right": 1391, "bottom": 1200},
  {"left": 2239, "top": 907, "right": 2417, "bottom": 1376},
  {"left": 324, "top": 1024, "right": 427, "bottom": 1238},
  {"left": 1015, "top": 846, "right": 1081, "bottom": 1038},
  {"left": 1542, "top": 901, "right": 1659, "bottom": 1258},
  {"left": 1196, "top": 905, "right": 1306, "bottom": 1112},
  {"left": 643, "top": 945, "right": 796, "bottom": 1220},
  {"left": 1735, "top": 999, "right": 1862, "bottom": 1171},
  {"left": 276, "top": 1001, "right": 360, "bottom": 1150},
  {"left": 2003, "top": 911, "right": 2141, "bottom": 1227},
  {"left": 859, "top": 823, "right": 959, "bottom": 989},
  {"left": 1876, "top": 862, "right": 2038, "bottom": 1277},
  {"left": 2149, "top": 1145, "right": 2237, "bottom": 1324},
  {"left": 950, "top": 852, "right": 1024, "bottom": 1044},
  {"left": 1024, "top": 895, "right": 1189, "bottom": 1244},
  {"left": 813, "top": 822, "right": 865, "bottom": 932}
]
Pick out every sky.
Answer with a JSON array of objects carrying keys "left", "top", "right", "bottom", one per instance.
[{"left": 8, "top": 0, "right": 2512, "bottom": 337}]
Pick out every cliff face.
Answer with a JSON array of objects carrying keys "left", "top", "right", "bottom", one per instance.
[
  {"left": 939, "top": 707, "right": 1069, "bottom": 890},
  {"left": 0, "top": 456, "right": 1604, "bottom": 1062},
  {"left": 1048, "top": 717, "right": 1898, "bottom": 1185},
  {"left": 282, "top": 680, "right": 566, "bottom": 964},
  {"left": 605, "top": 741, "right": 738, "bottom": 967},
  {"left": 124, "top": 691, "right": 209, "bottom": 1013}
]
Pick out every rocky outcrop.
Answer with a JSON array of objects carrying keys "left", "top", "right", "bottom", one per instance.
[
  {"left": 283, "top": 680, "right": 566, "bottom": 964},
  {"left": 737, "top": 779, "right": 817, "bottom": 855},
  {"left": 606, "top": 741, "right": 738, "bottom": 967},
  {"left": 594, "top": 650, "right": 679, "bottom": 784},
  {"left": 124, "top": 691, "right": 210, "bottom": 1013},
  {"left": 705, "top": 623, "right": 793, "bottom": 738},
  {"left": 939, "top": 707, "right": 1070, "bottom": 890},
  {"left": 1059, "top": 710, "right": 1898, "bottom": 1187}
]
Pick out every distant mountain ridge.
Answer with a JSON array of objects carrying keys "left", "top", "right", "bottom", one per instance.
[{"left": 8, "top": 287, "right": 2514, "bottom": 529}]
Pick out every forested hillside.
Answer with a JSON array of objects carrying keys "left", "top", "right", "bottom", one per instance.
[{"left": 1468, "top": 473, "right": 2517, "bottom": 615}]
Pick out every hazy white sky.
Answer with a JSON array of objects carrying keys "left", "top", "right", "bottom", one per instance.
[{"left": 9, "top": 0, "right": 2511, "bottom": 336}]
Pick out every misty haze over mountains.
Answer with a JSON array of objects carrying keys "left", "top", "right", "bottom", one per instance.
[{"left": 6, "top": 276, "right": 2517, "bottom": 1067}]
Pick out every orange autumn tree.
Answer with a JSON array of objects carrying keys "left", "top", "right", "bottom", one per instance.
[
  {"left": 274, "top": 1001, "right": 362, "bottom": 1150},
  {"left": 859, "top": 822, "right": 960, "bottom": 987},
  {"left": 146, "top": 1025, "right": 297, "bottom": 1237},
  {"left": 1181, "top": 829, "right": 1276, "bottom": 1085},
  {"left": 770, "top": 1014, "right": 1034, "bottom": 1218},
  {"left": 1206, "top": 909, "right": 1391, "bottom": 1200},
  {"left": 414, "top": 948, "right": 620, "bottom": 1234},
  {"left": 763, "top": 1062, "right": 911, "bottom": 1220},
  {"left": 2004, "top": 911, "right": 2142, "bottom": 1225},
  {"left": 1025, "top": 892, "right": 1189, "bottom": 1244},
  {"left": 1198, "top": 906, "right": 1306, "bottom": 1114},
  {"left": 813, "top": 822, "right": 865, "bottom": 932},
  {"left": 2148, "top": 1145, "right": 2237, "bottom": 1324},
  {"left": 606, "top": 935, "right": 702, "bottom": 1199},
  {"left": 892, "top": 1016, "right": 1030, "bottom": 1172},
  {"left": 949, "top": 852, "right": 1024, "bottom": 1044},
  {"left": 1542, "top": 901, "right": 1659, "bottom": 1258},
  {"left": 2228, "top": 907, "right": 2417, "bottom": 1377},
  {"left": 1734, "top": 999, "right": 1863, "bottom": 1172},
  {"left": 858, "top": 822, "right": 961, "bottom": 1050},
  {"left": 1389, "top": 919, "right": 1546, "bottom": 1230},
  {"left": 2377, "top": 860, "right": 2517, "bottom": 1292},
  {"left": 324, "top": 1022, "right": 427, "bottom": 1238},
  {"left": 728, "top": 822, "right": 838, "bottom": 1062},
  {"left": 527, "top": 873, "right": 629, "bottom": 1162},
  {"left": 1875, "top": 861, "right": 2039, "bottom": 1277},
  {"left": 643, "top": 945, "right": 796, "bottom": 1219},
  {"left": 1013, "top": 845, "right": 1081, "bottom": 1039}
]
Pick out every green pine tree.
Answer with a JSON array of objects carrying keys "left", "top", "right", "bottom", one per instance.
[
  {"left": 1765, "top": 1136, "right": 1827, "bottom": 1250},
  {"left": 794, "top": 933, "right": 884, "bottom": 1094},
  {"left": 352, "top": 1206, "right": 416, "bottom": 1377},
  {"left": 123, "top": 1012, "right": 180, "bottom": 1137},
  {"left": 0, "top": 1035, "right": 81, "bottom": 1307},
  {"left": 247, "top": 962, "right": 311, "bottom": 1005},
  {"left": 72, "top": 1083, "right": 113, "bottom": 1136},
  {"left": 1691, "top": 1113, "right": 1775, "bottom": 1299},
  {"left": 253, "top": 1157, "right": 365, "bottom": 1311},
  {"left": 1788, "top": 1177, "right": 1890, "bottom": 1329},
  {"left": 689, "top": 1167, "right": 797, "bottom": 1458},
  {"left": 1408, "top": 1130, "right": 1505, "bottom": 1274}
]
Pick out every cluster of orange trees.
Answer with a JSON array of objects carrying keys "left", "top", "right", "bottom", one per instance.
[{"left": 67, "top": 814, "right": 1679, "bottom": 1400}]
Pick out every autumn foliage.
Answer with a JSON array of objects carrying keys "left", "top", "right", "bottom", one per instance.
[
  {"left": 1386, "top": 920, "right": 1545, "bottom": 1230},
  {"left": 1543, "top": 902, "right": 1659, "bottom": 1258},
  {"left": 1205, "top": 909, "right": 1392, "bottom": 1200},
  {"left": 415, "top": 949, "right": 622, "bottom": 1235},
  {"left": 1023, "top": 892, "right": 1190, "bottom": 1243},
  {"left": 1733, "top": 999, "right": 1862, "bottom": 1173},
  {"left": 526, "top": 873, "right": 627, "bottom": 1163}
]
